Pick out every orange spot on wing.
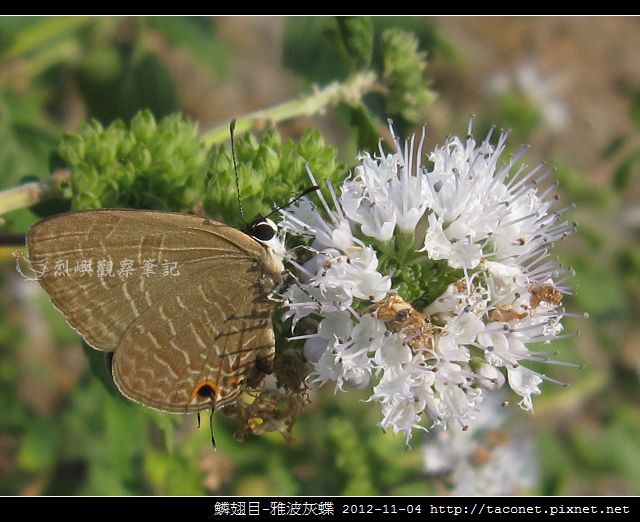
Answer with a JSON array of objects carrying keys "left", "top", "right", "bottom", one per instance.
[{"left": 193, "top": 380, "right": 220, "bottom": 400}]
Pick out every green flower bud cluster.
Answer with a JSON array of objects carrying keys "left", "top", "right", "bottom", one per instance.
[
  {"left": 336, "top": 16, "right": 374, "bottom": 70},
  {"left": 382, "top": 29, "right": 436, "bottom": 124},
  {"left": 392, "top": 259, "right": 461, "bottom": 309},
  {"left": 58, "top": 110, "right": 207, "bottom": 211},
  {"left": 204, "top": 128, "right": 342, "bottom": 228},
  {"left": 369, "top": 230, "right": 461, "bottom": 309},
  {"left": 57, "top": 110, "right": 343, "bottom": 227}
]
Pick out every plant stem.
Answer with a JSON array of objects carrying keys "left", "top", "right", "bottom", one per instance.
[
  {"left": 0, "top": 72, "right": 379, "bottom": 215},
  {"left": 201, "top": 71, "right": 379, "bottom": 147},
  {"left": 0, "top": 170, "right": 70, "bottom": 216}
]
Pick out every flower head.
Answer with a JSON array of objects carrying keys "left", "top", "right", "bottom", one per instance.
[{"left": 280, "top": 121, "right": 576, "bottom": 445}]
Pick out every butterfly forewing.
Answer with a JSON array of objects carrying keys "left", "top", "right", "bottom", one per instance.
[{"left": 26, "top": 209, "right": 282, "bottom": 413}]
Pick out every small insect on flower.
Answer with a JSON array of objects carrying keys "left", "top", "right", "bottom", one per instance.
[
  {"left": 372, "top": 293, "right": 438, "bottom": 352},
  {"left": 280, "top": 120, "right": 579, "bottom": 445},
  {"left": 529, "top": 282, "right": 564, "bottom": 308}
]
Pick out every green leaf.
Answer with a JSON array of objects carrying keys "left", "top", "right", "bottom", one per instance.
[
  {"left": 76, "top": 48, "right": 180, "bottom": 123},
  {"left": 0, "top": 89, "right": 59, "bottom": 190},
  {"left": 612, "top": 150, "right": 640, "bottom": 192},
  {"left": 602, "top": 135, "right": 627, "bottom": 159},
  {"left": 554, "top": 162, "right": 614, "bottom": 207},
  {"left": 495, "top": 91, "right": 543, "bottom": 137},
  {"left": 371, "top": 17, "right": 447, "bottom": 59},
  {"left": 328, "top": 417, "right": 376, "bottom": 495},
  {"left": 0, "top": 16, "right": 92, "bottom": 59},
  {"left": 537, "top": 430, "right": 571, "bottom": 495},
  {"left": 144, "top": 450, "right": 204, "bottom": 495},
  {"left": 149, "top": 16, "right": 227, "bottom": 77},
  {"left": 283, "top": 17, "right": 350, "bottom": 84}
]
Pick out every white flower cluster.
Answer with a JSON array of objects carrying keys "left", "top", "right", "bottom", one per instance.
[
  {"left": 423, "top": 396, "right": 539, "bottom": 495},
  {"left": 280, "top": 122, "right": 575, "bottom": 445}
]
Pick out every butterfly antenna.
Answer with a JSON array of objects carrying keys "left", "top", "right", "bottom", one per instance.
[
  {"left": 197, "top": 411, "right": 201, "bottom": 430},
  {"left": 265, "top": 185, "right": 320, "bottom": 220},
  {"left": 230, "top": 119, "right": 249, "bottom": 226}
]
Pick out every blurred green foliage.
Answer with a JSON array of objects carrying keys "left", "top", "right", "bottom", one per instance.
[
  {"left": 0, "top": 16, "right": 639, "bottom": 496},
  {"left": 283, "top": 17, "right": 437, "bottom": 140}
]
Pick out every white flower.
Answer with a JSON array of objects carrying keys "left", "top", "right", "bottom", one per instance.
[
  {"left": 422, "top": 215, "right": 484, "bottom": 269},
  {"left": 507, "top": 366, "right": 543, "bottom": 411},
  {"left": 340, "top": 124, "right": 429, "bottom": 240},
  {"left": 280, "top": 121, "right": 577, "bottom": 444},
  {"left": 423, "top": 397, "right": 539, "bottom": 495},
  {"left": 420, "top": 128, "right": 573, "bottom": 270},
  {"left": 476, "top": 363, "right": 506, "bottom": 391}
]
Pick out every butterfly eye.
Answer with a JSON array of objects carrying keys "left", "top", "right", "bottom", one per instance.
[{"left": 249, "top": 220, "right": 277, "bottom": 242}]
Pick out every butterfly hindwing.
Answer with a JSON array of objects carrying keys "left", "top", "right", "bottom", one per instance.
[
  {"left": 112, "top": 252, "right": 277, "bottom": 412},
  {"left": 27, "top": 209, "right": 282, "bottom": 413}
]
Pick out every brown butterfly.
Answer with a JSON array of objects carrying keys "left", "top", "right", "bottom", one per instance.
[{"left": 24, "top": 209, "right": 285, "bottom": 414}]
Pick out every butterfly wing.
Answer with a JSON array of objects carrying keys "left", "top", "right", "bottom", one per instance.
[
  {"left": 111, "top": 256, "right": 277, "bottom": 412},
  {"left": 27, "top": 209, "right": 282, "bottom": 413}
]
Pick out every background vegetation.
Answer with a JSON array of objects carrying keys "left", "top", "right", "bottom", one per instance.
[{"left": 0, "top": 16, "right": 638, "bottom": 495}]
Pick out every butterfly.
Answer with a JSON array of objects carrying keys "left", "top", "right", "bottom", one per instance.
[{"left": 25, "top": 209, "right": 285, "bottom": 413}]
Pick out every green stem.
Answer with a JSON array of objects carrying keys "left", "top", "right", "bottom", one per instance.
[
  {"left": 201, "top": 71, "right": 379, "bottom": 147},
  {"left": 0, "top": 71, "right": 379, "bottom": 215},
  {"left": 0, "top": 170, "right": 70, "bottom": 215}
]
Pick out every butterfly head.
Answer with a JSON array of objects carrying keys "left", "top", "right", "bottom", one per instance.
[
  {"left": 246, "top": 217, "right": 286, "bottom": 272},
  {"left": 246, "top": 217, "right": 277, "bottom": 242}
]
